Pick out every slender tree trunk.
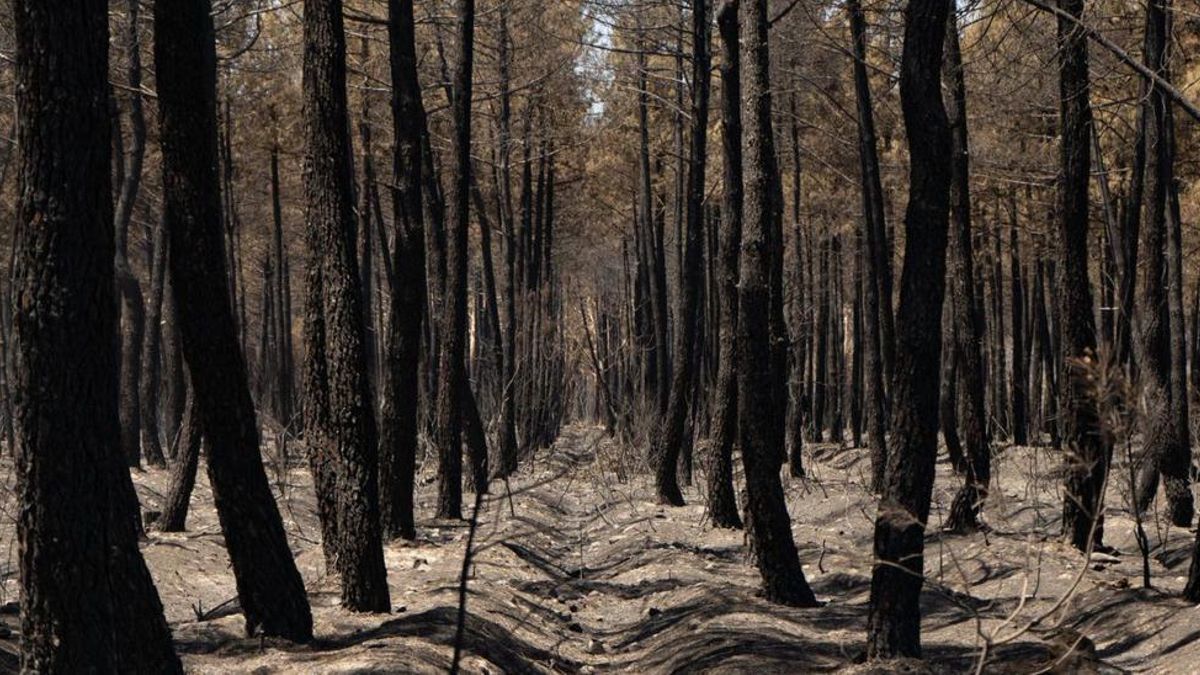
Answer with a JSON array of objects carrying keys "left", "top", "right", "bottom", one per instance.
[
  {"left": 943, "top": 4, "right": 989, "bottom": 534},
  {"left": 1054, "top": 0, "right": 1113, "bottom": 551},
  {"left": 1132, "top": 0, "right": 1191, "bottom": 527},
  {"left": 434, "top": 0, "right": 477, "bottom": 520},
  {"left": 13, "top": 0, "right": 181, "bottom": 667},
  {"left": 494, "top": 0, "right": 520, "bottom": 478},
  {"left": 380, "top": 0, "right": 428, "bottom": 541},
  {"left": 707, "top": 1, "right": 744, "bottom": 530},
  {"left": 848, "top": 0, "right": 889, "bottom": 492},
  {"left": 866, "top": 0, "right": 953, "bottom": 658},
  {"left": 159, "top": 387, "right": 202, "bottom": 533},
  {"left": 140, "top": 213, "right": 168, "bottom": 467},
  {"left": 155, "top": 0, "right": 315, "bottom": 639},
  {"left": 115, "top": 0, "right": 148, "bottom": 471},
  {"left": 652, "top": 0, "right": 710, "bottom": 507},
  {"left": 162, "top": 271, "right": 186, "bottom": 455},
  {"left": 1009, "top": 196, "right": 1029, "bottom": 446},
  {"left": 270, "top": 140, "right": 296, "bottom": 424},
  {"left": 940, "top": 300, "right": 964, "bottom": 470}
]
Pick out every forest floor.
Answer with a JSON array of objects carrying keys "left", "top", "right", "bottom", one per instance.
[{"left": 0, "top": 425, "right": 1198, "bottom": 673}]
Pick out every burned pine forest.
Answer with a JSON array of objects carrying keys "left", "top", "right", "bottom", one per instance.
[{"left": 3, "top": 0, "right": 1200, "bottom": 672}]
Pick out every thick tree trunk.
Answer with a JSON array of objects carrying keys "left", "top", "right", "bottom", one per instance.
[
  {"left": 866, "top": 0, "right": 953, "bottom": 659},
  {"left": 155, "top": 0, "right": 315, "bottom": 639},
  {"left": 300, "top": 0, "right": 391, "bottom": 611},
  {"left": 738, "top": 0, "right": 819, "bottom": 608},
  {"left": 13, "top": 0, "right": 181, "bottom": 667}
]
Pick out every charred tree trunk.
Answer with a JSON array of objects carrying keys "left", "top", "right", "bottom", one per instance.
[
  {"left": 494, "top": 0, "right": 520, "bottom": 479},
  {"left": 115, "top": 0, "right": 148, "bottom": 471},
  {"left": 158, "top": 387, "right": 202, "bottom": 533},
  {"left": 155, "top": 0, "right": 315, "bottom": 639},
  {"left": 652, "top": 0, "right": 710, "bottom": 507},
  {"left": 434, "top": 0, "right": 477, "bottom": 520},
  {"left": 1054, "top": 0, "right": 1113, "bottom": 551},
  {"left": 379, "top": 0, "right": 428, "bottom": 541},
  {"left": 943, "top": 5, "right": 989, "bottom": 534},
  {"left": 140, "top": 213, "right": 168, "bottom": 467},
  {"left": 866, "top": 0, "right": 953, "bottom": 658},
  {"left": 940, "top": 300, "right": 964, "bottom": 470},
  {"left": 1009, "top": 198, "right": 1028, "bottom": 446},
  {"left": 300, "top": 0, "right": 391, "bottom": 611},
  {"left": 1133, "top": 0, "right": 1191, "bottom": 527},
  {"left": 161, "top": 271, "right": 186, "bottom": 455},
  {"left": 707, "top": 0, "right": 744, "bottom": 530},
  {"left": 738, "top": 0, "right": 819, "bottom": 608},
  {"left": 13, "top": 0, "right": 181, "bottom": 667},
  {"left": 849, "top": 0, "right": 889, "bottom": 490}
]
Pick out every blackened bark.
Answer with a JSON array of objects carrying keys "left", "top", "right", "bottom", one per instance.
[
  {"left": 813, "top": 237, "right": 829, "bottom": 441},
  {"left": 301, "top": 0, "right": 391, "bottom": 611},
  {"left": 141, "top": 214, "right": 168, "bottom": 467},
  {"left": 463, "top": 386, "right": 490, "bottom": 494},
  {"left": 652, "top": 0, "right": 710, "bottom": 507},
  {"left": 162, "top": 274, "right": 187, "bottom": 455},
  {"left": 155, "top": 0, "right": 314, "bottom": 639},
  {"left": 1054, "top": 0, "right": 1112, "bottom": 552},
  {"left": 380, "top": 0, "right": 428, "bottom": 541},
  {"left": 159, "top": 387, "right": 202, "bottom": 533},
  {"left": 356, "top": 51, "right": 381, "bottom": 400},
  {"left": 943, "top": 5, "right": 989, "bottom": 534},
  {"left": 707, "top": 0, "right": 744, "bottom": 530},
  {"left": 495, "top": 0, "right": 520, "bottom": 479},
  {"left": 848, "top": 0, "right": 889, "bottom": 491},
  {"left": 866, "top": 0, "right": 952, "bottom": 659},
  {"left": 118, "top": 269, "right": 145, "bottom": 469},
  {"left": 1132, "top": 0, "right": 1191, "bottom": 527},
  {"left": 13, "top": 0, "right": 181, "bottom": 667},
  {"left": 115, "top": 0, "right": 148, "bottom": 471},
  {"left": 1117, "top": 111, "right": 1145, "bottom": 372},
  {"left": 434, "top": 0, "right": 477, "bottom": 520},
  {"left": 939, "top": 305, "right": 964, "bottom": 470},
  {"left": 636, "top": 19, "right": 670, "bottom": 414},
  {"left": 738, "top": 0, "right": 818, "bottom": 608},
  {"left": 270, "top": 140, "right": 297, "bottom": 424},
  {"left": 850, "top": 239, "right": 865, "bottom": 449},
  {"left": 1009, "top": 198, "right": 1028, "bottom": 446}
]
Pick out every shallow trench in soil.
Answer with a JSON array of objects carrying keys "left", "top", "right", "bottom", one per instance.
[{"left": 0, "top": 424, "right": 1194, "bottom": 673}]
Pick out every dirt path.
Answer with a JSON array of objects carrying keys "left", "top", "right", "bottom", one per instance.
[{"left": 0, "top": 425, "right": 1196, "bottom": 672}]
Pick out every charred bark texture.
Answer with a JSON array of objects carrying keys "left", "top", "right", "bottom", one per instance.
[
  {"left": 155, "top": 0, "right": 315, "bottom": 639},
  {"left": 300, "top": 0, "right": 391, "bottom": 611},
  {"left": 738, "top": 0, "right": 819, "bottom": 608},
  {"left": 866, "top": 0, "right": 953, "bottom": 659},
  {"left": 13, "top": 0, "right": 181, "bottom": 667}
]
